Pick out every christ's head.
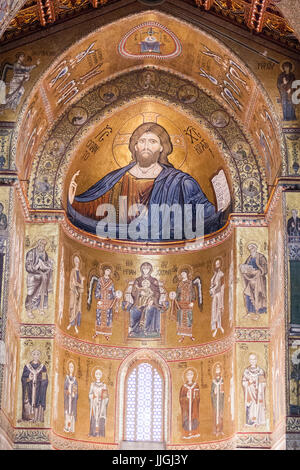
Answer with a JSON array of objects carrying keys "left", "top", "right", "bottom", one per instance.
[{"left": 129, "top": 122, "right": 173, "bottom": 168}]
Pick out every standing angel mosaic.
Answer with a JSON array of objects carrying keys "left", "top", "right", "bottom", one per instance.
[
  {"left": 88, "top": 264, "right": 122, "bottom": 340},
  {"left": 169, "top": 265, "right": 202, "bottom": 343}
]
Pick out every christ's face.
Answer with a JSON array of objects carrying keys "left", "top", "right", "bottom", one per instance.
[{"left": 135, "top": 132, "right": 163, "bottom": 168}]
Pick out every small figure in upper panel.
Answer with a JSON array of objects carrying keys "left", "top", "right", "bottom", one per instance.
[
  {"left": 88, "top": 264, "right": 122, "bottom": 340},
  {"left": 0, "top": 53, "right": 40, "bottom": 111},
  {"left": 67, "top": 255, "right": 85, "bottom": 334},
  {"left": 169, "top": 265, "right": 202, "bottom": 343},
  {"left": 209, "top": 258, "right": 225, "bottom": 337},
  {"left": 277, "top": 61, "right": 297, "bottom": 122}
]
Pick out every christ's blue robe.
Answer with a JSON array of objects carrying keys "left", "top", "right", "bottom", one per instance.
[{"left": 67, "top": 163, "right": 223, "bottom": 241}]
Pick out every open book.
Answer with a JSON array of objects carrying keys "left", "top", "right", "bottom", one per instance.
[{"left": 211, "top": 169, "right": 231, "bottom": 212}]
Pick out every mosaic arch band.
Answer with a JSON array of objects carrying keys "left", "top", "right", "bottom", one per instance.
[{"left": 67, "top": 122, "right": 229, "bottom": 241}]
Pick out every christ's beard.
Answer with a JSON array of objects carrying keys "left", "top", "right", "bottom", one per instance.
[{"left": 136, "top": 149, "right": 161, "bottom": 168}]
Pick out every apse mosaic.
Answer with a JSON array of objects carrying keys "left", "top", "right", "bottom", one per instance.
[{"left": 0, "top": 6, "right": 298, "bottom": 451}]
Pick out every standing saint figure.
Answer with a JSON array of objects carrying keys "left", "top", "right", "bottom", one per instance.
[
  {"left": 169, "top": 266, "right": 202, "bottom": 343},
  {"left": 25, "top": 238, "right": 53, "bottom": 319},
  {"left": 67, "top": 255, "right": 85, "bottom": 334},
  {"left": 277, "top": 61, "right": 297, "bottom": 121},
  {"left": 211, "top": 363, "right": 225, "bottom": 436},
  {"left": 240, "top": 243, "right": 267, "bottom": 319},
  {"left": 89, "top": 369, "right": 109, "bottom": 437},
  {"left": 122, "top": 262, "right": 168, "bottom": 339},
  {"left": 21, "top": 349, "right": 48, "bottom": 423},
  {"left": 242, "top": 353, "right": 266, "bottom": 427},
  {"left": 179, "top": 368, "right": 200, "bottom": 439},
  {"left": 88, "top": 264, "right": 122, "bottom": 340},
  {"left": 64, "top": 361, "right": 78, "bottom": 433},
  {"left": 287, "top": 209, "right": 300, "bottom": 240},
  {"left": 209, "top": 258, "right": 225, "bottom": 337}
]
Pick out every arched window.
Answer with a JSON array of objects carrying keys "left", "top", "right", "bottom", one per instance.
[{"left": 124, "top": 361, "right": 164, "bottom": 442}]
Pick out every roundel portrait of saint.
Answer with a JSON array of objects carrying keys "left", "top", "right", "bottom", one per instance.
[{"left": 66, "top": 104, "right": 231, "bottom": 242}]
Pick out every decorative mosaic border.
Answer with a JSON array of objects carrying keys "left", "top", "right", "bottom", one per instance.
[
  {"left": 62, "top": 216, "right": 234, "bottom": 254},
  {"left": 167, "top": 436, "right": 236, "bottom": 450},
  {"left": 236, "top": 432, "right": 272, "bottom": 448},
  {"left": 287, "top": 417, "right": 300, "bottom": 433},
  {"left": 51, "top": 431, "right": 118, "bottom": 450},
  {"left": 234, "top": 328, "right": 270, "bottom": 342},
  {"left": 19, "top": 324, "right": 55, "bottom": 339},
  {"left": 14, "top": 428, "right": 51, "bottom": 445},
  {"left": 56, "top": 329, "right": 234, "bottom": 361}
]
